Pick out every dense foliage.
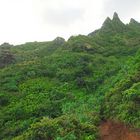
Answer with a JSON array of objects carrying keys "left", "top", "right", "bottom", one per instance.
[{"left": 0, "top": 13, "right": 140, "bottom": 139}]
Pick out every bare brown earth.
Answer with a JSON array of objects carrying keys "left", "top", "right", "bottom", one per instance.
[{"left": 100, "top": 120, "right": 140, "bottom": 140}]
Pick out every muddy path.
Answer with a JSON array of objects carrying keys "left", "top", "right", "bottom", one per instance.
[{"left": 100, "top": 120, "right": 140, "bottom": 140}]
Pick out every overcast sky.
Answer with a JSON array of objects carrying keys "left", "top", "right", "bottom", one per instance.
[{"left": 0, "top": 0, "right": 140, "bottom": 45}]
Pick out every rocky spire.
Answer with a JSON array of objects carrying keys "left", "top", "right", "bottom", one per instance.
[
  {"left": 130, "top": 18, "right": 140, "bottom": 25},
  {"left": 102, "top": 17, "right": 112, "bottom": 27},
  {"left": 113, "top": 12, "right": 119, "bottom": 20},
  {"left": 112, "top": 12, "right": 123, "bottom": 23},
  {"left": 112, "top": 12, "right": 125, "bottom": 29},
  {"left": 89, "top": 12, "right": 127, "bottom": 36}
]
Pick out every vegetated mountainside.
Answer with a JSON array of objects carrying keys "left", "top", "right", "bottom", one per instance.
[{"left": 0, "top": 12, "right": 140, "bottom": 140}]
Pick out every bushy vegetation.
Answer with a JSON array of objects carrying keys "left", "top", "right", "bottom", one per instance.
[
  {"left": 0, "top": 13, "right": 140, "bottom": 139},
  {"left": 14, "top": 115, "right": 98, "bottom": 140}
]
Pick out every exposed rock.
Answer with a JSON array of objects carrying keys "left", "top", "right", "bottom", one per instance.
[{"left": 53, "top": 37, "right": 65, "bottom": 45}]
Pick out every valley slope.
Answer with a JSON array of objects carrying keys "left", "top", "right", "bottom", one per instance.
[{"left": 0, "top": 13, "right": 140, "bottom": 140}]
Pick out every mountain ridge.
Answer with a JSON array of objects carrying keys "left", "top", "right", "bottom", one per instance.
[
  {"left": 89, "top": 12, "right": 140, "bottom": 36},
  {"left": 0, "top": 12, "right": 140, "bottom": 140}
]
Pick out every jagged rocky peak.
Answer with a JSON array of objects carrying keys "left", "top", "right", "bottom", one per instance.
[
  {"left": 102, "top": 17, "right": 112, "bottom": 28},
  {"left": 112, "top": 12, "right": 125, "bottom": 24},
  {"left": 113, "top": 12, "right": 120, "bottom": 20},
  {"left": 112, "top": 12, "right": 126, "bottom": 29},
  {"left": 89, "top": 12, "right": 126, "bottom": 36},
  {"left": 129, "top": 18, "right": 140, "bottom": 25},
  {"left": 103, "top": 17, "right": 111, "bottom": 24},
  {"left": 102, "top": 12, "right": 124, "bottom": 27}
]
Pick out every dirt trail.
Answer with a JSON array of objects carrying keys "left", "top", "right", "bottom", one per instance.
[{"left": 100, "top": 120, "right": 140, "bottom": 140}]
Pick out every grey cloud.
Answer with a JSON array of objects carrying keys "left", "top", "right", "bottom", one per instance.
[
  {"left": 42, "top": 7, "right": 85, "bottom": 26},
  {"left": 103, "top": 0, "right": 140, "bottom": 18}
]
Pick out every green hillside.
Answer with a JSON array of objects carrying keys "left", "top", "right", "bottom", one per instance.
[{"left": 0, "top": 13, "right": 140, "bottom": 140}]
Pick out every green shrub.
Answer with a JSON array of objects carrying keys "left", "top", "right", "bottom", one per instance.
[{"left": 14, "top": 115, "right": 98, "bottom": 140}]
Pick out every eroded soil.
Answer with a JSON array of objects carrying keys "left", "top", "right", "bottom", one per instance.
[{"left": 100, "top": 120, "right": 140, "bottom": 140}]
